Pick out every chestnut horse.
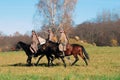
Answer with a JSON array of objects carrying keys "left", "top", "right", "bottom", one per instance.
[{"left": 64, "top": 44, "right": 89, "bottom": 66}]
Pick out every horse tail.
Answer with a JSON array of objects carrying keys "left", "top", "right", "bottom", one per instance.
[{"left": 81, "top": 46, "right": 90, "bottom": 60}]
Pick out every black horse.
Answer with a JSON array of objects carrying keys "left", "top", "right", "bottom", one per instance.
[
  {"left": 36, "top": 40, "right": 66, "bottom": 67},
  {"left": 17, "top": 41, "right": 45, "bottom": 65}
]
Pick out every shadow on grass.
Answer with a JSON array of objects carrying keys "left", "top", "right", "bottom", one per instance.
[
  {"left": 1, "top": 62, "right": 62, "bottom": 67},
  {"left": 74, "top": 64, "right": 87, "bottom": 67}
]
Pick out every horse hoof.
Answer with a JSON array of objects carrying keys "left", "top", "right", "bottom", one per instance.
[
  {"left": 64, "top": 64, "right": 66, "bottom": 68},
  {"left": 64, "top": 66, "right": 66, "bottom": 68},
  {"left": 34, "top": 64, "right": 38, "bottom": 66},
  {"left": 27, "top": 63, "right": 32, "bottom": 66}
]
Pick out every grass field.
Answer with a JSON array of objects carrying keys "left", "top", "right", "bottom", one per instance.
[{"left": 0, "top": 46, "right": 120, "bottom": 80}]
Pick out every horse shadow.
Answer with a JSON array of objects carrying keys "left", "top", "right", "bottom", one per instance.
[{"left": 1, "top": 62, "right": 62, "bottom": 67}]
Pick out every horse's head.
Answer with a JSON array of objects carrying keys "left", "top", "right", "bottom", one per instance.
[
  {"left": 16, "top": 41, "right": 33, "bottom": 65},
  {"left": 17, "top": 41, "right": 31, "bottom": 54},
  {"left": 16, "top": 41, "right": 23, "bottom": 50},
  {"left": 16, "top": 41, "right": 27, "bottom": 49}
]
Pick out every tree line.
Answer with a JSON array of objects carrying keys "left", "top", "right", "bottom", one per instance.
[
  {"left": 0, "top": 32, "right": 31, "bottom": 52},
  {"left": 73, "top": 20, "right": 120, "bottom": 46},
  {"left": 73, "top": 11, "right": 120, "bottom": 46}
]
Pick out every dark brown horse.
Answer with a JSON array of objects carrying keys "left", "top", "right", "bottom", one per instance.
[
  {"left": 64, "top": 44, "right": 89, "bottom": 66},
  {"left": 36, "top": 40, "right": 66, "bottom": 67}
]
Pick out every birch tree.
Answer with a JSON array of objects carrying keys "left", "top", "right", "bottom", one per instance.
[{"left": 36, "top": 0, "right": 77, "bottom": 34}]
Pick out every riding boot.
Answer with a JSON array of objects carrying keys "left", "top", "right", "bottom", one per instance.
[
  {"left": 33, "top": 50, "right": 38, "bottom": 57},
  {"left": 34, "top": 52, "right": 38, "bottom": 57}
]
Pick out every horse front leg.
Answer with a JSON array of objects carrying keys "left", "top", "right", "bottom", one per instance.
[
  {"left": 60, "top": 57, "right": 66, "bottom": 67},
  {"left": 27, "top": 56, "right": 32, "bottom": 66},
  {"left": 71, "top": 56, "right": 79, "bottom": 66},
  {"left": 46, "top": 55, "right": 51, "bottom": 67},
  {"left": 35, "top": 54, "right": 45, "bottom": 66},
  {"left": 49, "top": 55, "right": 55, "bottom": 66},
  {"left": 66, "top": 56, "right": 72, "bottom": 65}
]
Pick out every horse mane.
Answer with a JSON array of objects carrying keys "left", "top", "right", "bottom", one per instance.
[
  {"left": 47, "top": 40, "right": 59, "bottom": 45},
  {"left": 71, "top": 44, "right": 83, "bottom": 47},
  {"left": 18, "top": 41, "right": 30, "bottom": 46},
  {"left": 17, "top": 41, "right": 31, "bottom": 50}
]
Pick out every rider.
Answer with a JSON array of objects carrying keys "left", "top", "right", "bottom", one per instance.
[
  {"left": 59, "top": 28, "right": 68, "bottom": 56},
  {"left": 48, "top": 28, "right": 57, "bottom": 42},
  {"left": 30, "top": 30, "right": 39, "bottom": 54}
]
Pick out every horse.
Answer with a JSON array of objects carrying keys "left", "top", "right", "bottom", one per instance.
[
  {"left": 36, "top": 40, "right": 66, "bottom": 67},
  {"left": 64, "top": 44, "right": 89, "bottom": 66},
  {"left": 17, "top": 41, "right": 46, "bottom": 66}
]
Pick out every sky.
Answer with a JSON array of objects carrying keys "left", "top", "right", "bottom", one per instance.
[{"left": 0, "top": 0, "right": 120, "bottom": 35}]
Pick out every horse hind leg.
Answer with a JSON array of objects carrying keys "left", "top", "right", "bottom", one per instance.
[
  {"left": 79, "top": 52, "right": 88, "bottom": 66},
  {"left": 35, "top": 54, "right": 45, "bottom": 66},
  {"left": 71, "top": 55, "right": 79, "bottom": 66},
  {"left": 83, "top": 57, "right": 88, "bottom": 66}
]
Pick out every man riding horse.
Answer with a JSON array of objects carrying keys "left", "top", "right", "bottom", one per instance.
[
  {"left": 47, "top": 28, "right": 58, "bottom": 42},
  {"left": 58, "top": 28, "right": 69, "bottom": 56},
  {"left": 30, "top": 30, "right": 46, "bottom": 56},
  {"left": 30, "top": 30, "right": 39, "bottom": 54},
  {"left": 47, "top": 26, "right": 69, "bottom": 56}
]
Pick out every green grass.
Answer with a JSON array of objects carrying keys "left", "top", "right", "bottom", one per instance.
[
  {"left": 0, "top": 73, "right": 120, "bottom": 80},
  {"left": 0, "top": 46, "right": 120, "bottom": 80}
]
